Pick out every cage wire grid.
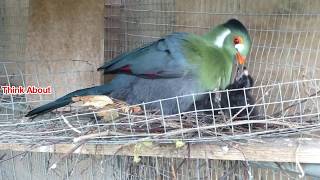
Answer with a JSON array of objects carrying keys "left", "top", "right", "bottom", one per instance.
[
  {"left": 1, "top": 0, "right": 320, "bottom": 146},
  {"left": 0, "top": 0, "right": 320, "bottom": 180},
  {"left": 1, "top": 78, "right": 320, "bottom": 145}
]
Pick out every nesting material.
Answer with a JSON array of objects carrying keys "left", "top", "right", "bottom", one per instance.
[
  {"left": 2, "top": 80, "right": 320, "bottom": 146},
  {"left": 72, "top": 95, "right": 114, "bottom": 108},
  {"left": 72, "top": 95, "right": 142, "bottom": 122}
]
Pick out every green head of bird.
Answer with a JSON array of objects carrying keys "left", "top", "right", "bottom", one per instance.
[{"left": 205, "top": 19, "right": 252, "bottom": 65}]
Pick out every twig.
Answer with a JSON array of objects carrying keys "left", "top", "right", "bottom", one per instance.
[
  {"left": 113, "top": 136, "right": 154, "bottom": 157},
  {"left": 218, "top": 166, "right": 237, "bottom": 180},
  {"left": 49, "top": 140, "right": 87, "bottom": 170},
  {"left": 170, "top": 161, "right": 177, "bottom": 180},
  {"left": 176, "top": 143, "right": 190, "bottom": 171},
  {"left": 0, "top": 144, "right": 37, "bottom": 164},
  {"left": 295, "top": 140, "right": 305, "bottom": 178},
  {"left": 0, "top": 151, "right": 28, "bottom": 164},
  {"left": 160, "top": 119, "right": 297, "bottom": 138},
  {"left": 71, "top": 59, "right": 95, "bottom": 67},
  {"left": 61, "top": 115, "right": 81, "bottom": 134},
  {"left": 0, "top": 153, "right": 6, "bottom": 160},
  {"left": 73, "top": 130, "right": 111, "bottom": 143},
  {"left": 272, "top": 90, "right": 320, "bottom": 117},
  {"left": 64, "top": 153, "right": 82, "bottom": 179},
  {"left": 274, "top": 162, "right": 298, "bottom": 179}
]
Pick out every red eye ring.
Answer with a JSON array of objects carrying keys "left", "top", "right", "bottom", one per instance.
[{"left": 233, "top": 36, "right": 242, "bottom": 45}]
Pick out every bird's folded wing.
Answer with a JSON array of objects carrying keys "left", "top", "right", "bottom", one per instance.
[{"left": 98, "top": 32, "right": 192, "bottom": 79}]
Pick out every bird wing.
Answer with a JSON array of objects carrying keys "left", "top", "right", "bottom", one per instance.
[
  {"left": 180, "top": 34, "right": 234, "bottom": 90},
  {"left": 98, "top": 32, "right": 192, "bottom": 79}
]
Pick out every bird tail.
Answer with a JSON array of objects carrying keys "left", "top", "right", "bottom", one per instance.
[{"left": 25, "top": 84, "right": 113, "bottom": 117}]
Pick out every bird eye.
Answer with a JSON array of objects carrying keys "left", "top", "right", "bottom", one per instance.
[{"left": 233, "top": 36, "right": 242, "bottom": 45}]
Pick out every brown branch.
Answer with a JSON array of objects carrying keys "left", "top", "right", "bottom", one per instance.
[
  {"left": 272, "top": 90, "right": 320, "bottom": 117},
  {"left": 48, "top": 140, "right": 87, "bottom": 170}
]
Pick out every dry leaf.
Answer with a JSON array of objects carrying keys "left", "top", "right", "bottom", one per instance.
[
  {"left": 142, "top": 141, "right": 153, "bottom": 147},
  {"left": 133, "top": 143, "right": 142, "bottom": 163},
  {"left": 131, "top": 106, "right": 142, "bottom": 113},
  {"left": 133, "top": 155, "right": 141, "bottom": 163},
  {"left": 72, "top": 95, "right": 114, "bottom": 108},
  {"left": 97, "top": 106, "right": 119, "bottom": 122},
  {"left": 71, "top": 95, "right": 143, "bottom": 122},
  {"left": 133, "top": 141, "right": 153, "bottom": 163},
  {"left": 175, "top": 140, "right": 185, "bottom": 148}
]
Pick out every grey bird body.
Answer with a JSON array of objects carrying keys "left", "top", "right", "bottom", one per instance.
[{"left": 109, "top": 74, "right": 204, "bottom": 115}]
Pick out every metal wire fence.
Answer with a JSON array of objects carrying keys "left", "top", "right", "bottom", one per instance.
[
  {"left": 1, "top": 0, "right": 320, "bottom": 179},
  {"left": 0, "top": 0, "right": 320, "bottom": 145},
  {"left": 1, "top": 60, "right": 320, "bottom": 145}
]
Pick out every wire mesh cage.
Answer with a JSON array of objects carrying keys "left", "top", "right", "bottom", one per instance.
[
  {"left": 1, "top": 0, "right": 320, "bottom": 146},
  {"left": 1, "top": 0, "right": 320, "bottom": 179}
]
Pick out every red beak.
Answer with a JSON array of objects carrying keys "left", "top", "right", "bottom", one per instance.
[{"left": 236, "top": 52, "right": 246, "bottom": 65}]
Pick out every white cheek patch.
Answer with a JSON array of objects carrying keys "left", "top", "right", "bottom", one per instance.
[
  {"left": 214, "top": 29, "right": 231, "bottom": 48},
  {"left": 235, "top": 44, "right": 244, "bottom": 52},
  {"left": 243, "top": 69, "right": 249, "bottom": 76}
]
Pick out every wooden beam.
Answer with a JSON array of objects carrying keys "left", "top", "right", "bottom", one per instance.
[{"left": 0, "top": 138, "right": 319, "bottom": 163}]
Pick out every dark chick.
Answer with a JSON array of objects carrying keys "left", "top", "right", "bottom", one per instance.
[
  {"left": 192, "top": 67, "right": 258, "bottom": 119},
  {"left": 220, "top": 67, "right": 258, "bottom": 119}
]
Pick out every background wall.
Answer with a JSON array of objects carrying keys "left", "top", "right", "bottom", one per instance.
[
  {"left": 24, "top": 0, "right": 105, "bottom": 104},
  {"left": 0, "top": 0, "right": 28, "bottom": 61},
  {"left": 26, "top": 0, "right": 104, "bottom": 63}
]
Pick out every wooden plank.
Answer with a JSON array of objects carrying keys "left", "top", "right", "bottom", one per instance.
[{"left": 0, "top": 138, "right": 319, "bottom": 163}]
